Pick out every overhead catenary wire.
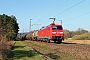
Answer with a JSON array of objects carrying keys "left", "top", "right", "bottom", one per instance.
[
  {"left": 64, "top": 12, "right": 90, "bottom": 22},
  {"left": 61, "top": 2, "right": 89, "bottom": 19},
  {"left": 40, "top": 0, "right": 85, "bottom": 24},
  {"left": 30, "top": 19, "right": 41, "bottom": 31},
  {"left": 33, "top": 20, "right": 41, "bottom": 24},
  {"left": 32, "top": 20, "right": 41, "bottom": 26},
  {"left": 38, "top": 0, "right": 70, "bottom": 22},
  {"left": 48, "top": 0, "right": 69, "bottom": 16},
  {"left": 54, "top": 0, "right": 85, "bottom": 17},
  {"left": 32, "top": 0, "right": 86, "bottom": 30}
]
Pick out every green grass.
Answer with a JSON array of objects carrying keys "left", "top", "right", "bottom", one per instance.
[
  {"left": 23, "top": 41, "right": 90, "bottom": 60},
  {"left": 6, "top": 41, "right": 43, "bottom": 60}
]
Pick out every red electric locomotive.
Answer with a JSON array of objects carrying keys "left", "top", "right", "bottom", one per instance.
[{"left": 38, "top": 23, "right": 64, "bottom": 43}]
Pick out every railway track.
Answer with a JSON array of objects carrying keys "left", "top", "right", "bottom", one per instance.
[{"left": 23, "top": 40, "right": 90, "bottom": 59}]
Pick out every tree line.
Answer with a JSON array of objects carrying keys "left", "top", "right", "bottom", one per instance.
[
  {"left": 0, "top": 14, "right": 19, "bottom": 40},
  {"left": 0, "top": 14, "right": 19, "bottom": 60},
  {"left": 64, "top": 28, "right": 90, "bottom": 40}
]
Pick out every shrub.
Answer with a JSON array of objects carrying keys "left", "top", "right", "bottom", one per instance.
[
  {"left": 0, "top": 35, "right": 14, "bottom": 60},
  {"left": 0, "top": 35, "right": 8, "bottom": 60},
  {"left": 72, "top": 33, "right": 90, "bottom": 40}
]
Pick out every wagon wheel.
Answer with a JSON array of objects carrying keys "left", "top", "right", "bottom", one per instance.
[{"left": 47, "top": 39, "right": 50, "bottom": 43}]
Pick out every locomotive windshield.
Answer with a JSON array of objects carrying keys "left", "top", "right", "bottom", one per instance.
[{"left": 52, "top": 26, "right": 62, "bottom": 30}]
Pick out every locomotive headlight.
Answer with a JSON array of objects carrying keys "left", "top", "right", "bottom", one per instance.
[
  {"left": 59, "top": 32, "right": 63, "bottom": 34},
  {"left": 52, "top": 32, "right": 56, "bottom": 34}
]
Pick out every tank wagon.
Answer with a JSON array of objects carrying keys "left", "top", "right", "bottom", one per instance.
[
  {"left": 26, "top": 30, "right": 38, "bottom": 40},
  {"left": 26, "top": 23, "right": 64, "bottom": 44},
  {"left": 17, "top": 33, "right": 27, "bottom": 40}
]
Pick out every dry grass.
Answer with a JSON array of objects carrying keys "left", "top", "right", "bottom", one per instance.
[{"left": 63, "top": 40, "right": 90, "bottom": 44}]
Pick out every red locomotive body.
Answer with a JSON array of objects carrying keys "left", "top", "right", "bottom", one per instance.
[{"left": 38, "top": 23, "right": 64, "bottom": 43}]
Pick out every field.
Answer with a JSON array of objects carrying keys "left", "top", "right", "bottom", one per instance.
[
  {"left": 63, "top": 40, "right": 90, "bottom": 44},
  {"left": 22, "top": 40, "right": 90, "bottom": 60}
]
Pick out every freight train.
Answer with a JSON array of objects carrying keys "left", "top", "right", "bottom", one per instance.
[
  {"left": 25, "top": 23, "right": 64, "bottom": 44},
  {"left": 17, "top": 33, "right": 27, "bottom": 40}
]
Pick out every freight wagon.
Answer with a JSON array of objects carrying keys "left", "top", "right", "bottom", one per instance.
[
  {"left": 26, "top": 23, "right": 64, "bottom": 44},
  {"left": 26, "top": 30, "right": 38, "bottom": 41}
]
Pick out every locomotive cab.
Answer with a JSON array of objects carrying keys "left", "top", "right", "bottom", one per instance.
[{"left": 51, "top": 24, "right": 64, "bottom": 43}]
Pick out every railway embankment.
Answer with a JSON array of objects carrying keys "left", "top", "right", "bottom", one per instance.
[
  {"left": 23, "top": 40, "right": 90, "bottom": 60},
  {"left": 6, "top": 40, "right": 90, "bottom": 60}
]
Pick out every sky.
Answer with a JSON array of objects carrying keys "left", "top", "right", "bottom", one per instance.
[{"left": 0, "top": 0, "right": 90, "bottom": 32}]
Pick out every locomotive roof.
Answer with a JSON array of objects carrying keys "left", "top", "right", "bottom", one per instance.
[
  {"left": 40, "top": 23, "right": 62, "bottom": 30},
  {"left": 49, "top": 23, "right": 62, "bottom": 26}
]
